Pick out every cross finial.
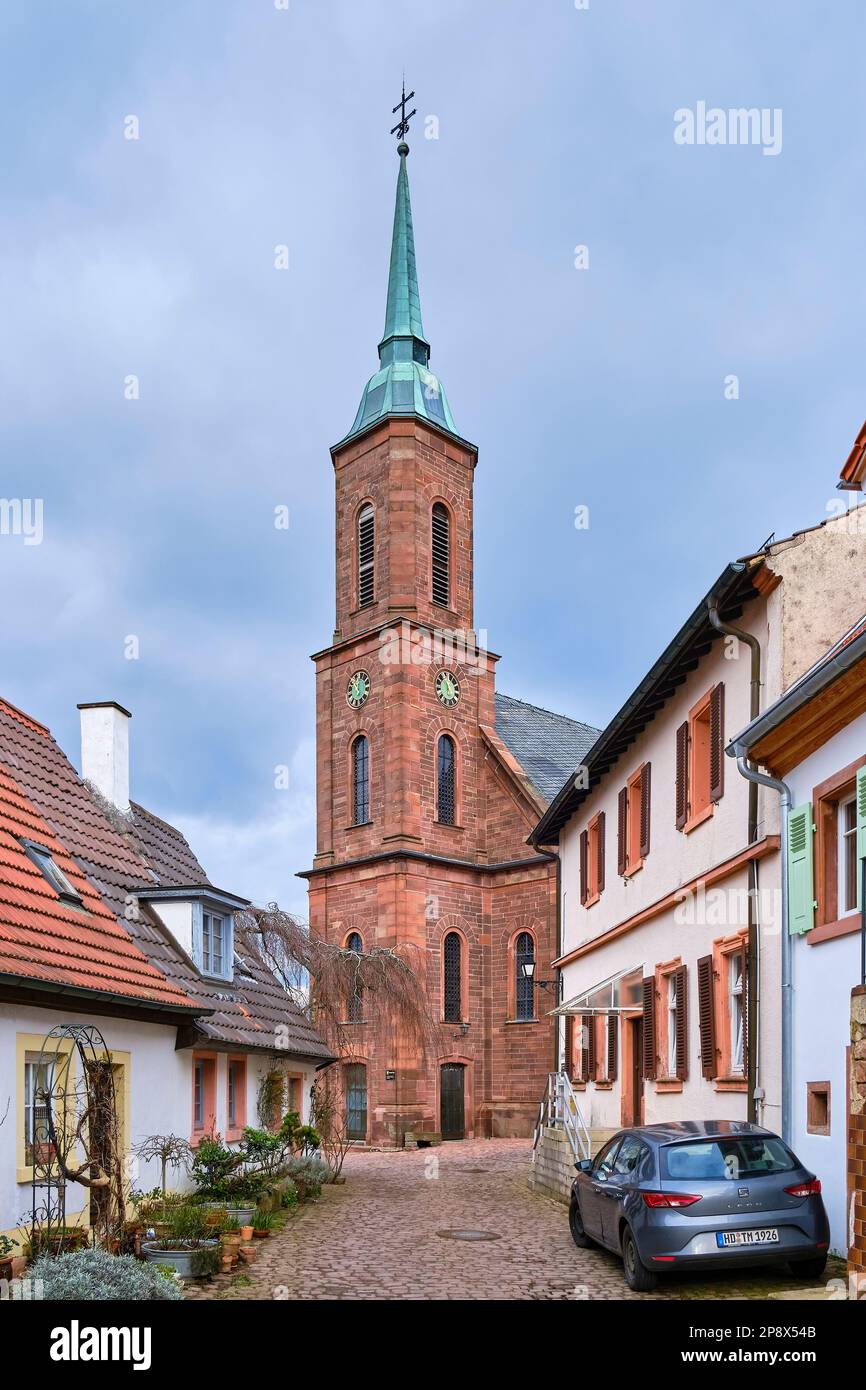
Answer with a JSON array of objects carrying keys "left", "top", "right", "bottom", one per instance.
[{"left": 390, "top": 79, "right": 416, "bottom": 144}]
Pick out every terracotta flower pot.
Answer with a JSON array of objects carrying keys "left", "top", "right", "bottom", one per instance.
[
  {"left": 239, "top": 1225, "right": 254, "bottom": 1241},
  {"left": 238, "top": 1244, "right": 257, "bottom": 1264}
]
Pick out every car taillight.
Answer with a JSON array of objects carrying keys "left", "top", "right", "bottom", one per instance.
[
  {"left": 642, "top": 1191, "right": 702, "bottom": 1208},
  {"left": 784, "top": 1178, "right": 821, "bottom": 1198}
]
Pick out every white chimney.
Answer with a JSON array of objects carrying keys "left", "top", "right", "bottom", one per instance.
[{"left": 78, "top": 701, "right": 132, "bottom": 814}]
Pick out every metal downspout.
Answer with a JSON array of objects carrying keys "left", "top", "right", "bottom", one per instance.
[
  {"left": 708, "top": 603, "right": 762, "bottom": 1122},
  {"left": 736, "top": 757, "right": 793, "bottom": 1145}
]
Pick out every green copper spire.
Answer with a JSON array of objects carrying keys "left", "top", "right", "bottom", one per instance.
[
  {"left": 342, "top": 138, "right": 459, "bottom": 444},
  {"left": 378, "top": 142, "right": 429, "bottom": 364}
]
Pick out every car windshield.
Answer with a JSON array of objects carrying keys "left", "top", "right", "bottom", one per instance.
[{"left": 660, "top": 1136, "right": 797, "bottom": 1182}]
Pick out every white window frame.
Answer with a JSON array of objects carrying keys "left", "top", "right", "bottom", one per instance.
[
  {"left": 193, "top": 903, "right": 234, "bottom": 981},
  {"left": 839, "top": 793, "right": 858, "bottom": 918},
  {"left": 24, "top": 1056, "right": 54, "bottom": 1164},
  {"left": 730, "top": 953, "right": 744, "bottom": 1076},
  {"left": 667, "top": 974, "right": 678, "bottom": 1077}
]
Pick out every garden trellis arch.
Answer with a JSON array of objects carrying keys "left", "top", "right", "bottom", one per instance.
[{"left": 28, "top": 1023, "right": 126, "bottom": 1254}]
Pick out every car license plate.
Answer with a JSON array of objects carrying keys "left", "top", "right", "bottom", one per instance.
[{"left": 716, "top": 1228, "right": 779, "bottom": 1247}]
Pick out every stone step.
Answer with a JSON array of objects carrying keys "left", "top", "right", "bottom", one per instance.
[{"left": 589, "top": 1127, "right": 619, "bottom": 1157}]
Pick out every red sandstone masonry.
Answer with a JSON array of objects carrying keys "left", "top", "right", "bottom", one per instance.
[{"left": 307, "top": 416, "right": 558, "bottom": 1143}]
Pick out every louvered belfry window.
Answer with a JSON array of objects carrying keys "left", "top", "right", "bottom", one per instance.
[
  {"left": 443, "top": 931, "right": 462, "bottom": 1022},
  {"left": 515, "top": 931, "right": 535, "bottom": 1021},
  {"left": 352, "top": 735, "right": 369, "bottom": 825},
  {"left": 431, "top": 503, "right": 450, "bottom": 607},
  {"left": 357, "top": 504, "right": 375, "bottom": 608},
  {"left": 437, "top": 734, "right": 455, "bottom": 824}
]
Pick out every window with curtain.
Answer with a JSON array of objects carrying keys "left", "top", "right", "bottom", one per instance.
[
  {"left": 515, "top": 931, "right": 535, "bottom": 1021},
  {"left": 443, "top": 931, "right": 462, "bottom": 1022},
  {"left": 437, "top": 734, "right": 455, "bottom": 825},
  {"left": 729, "top": 952, "right": 744, "bottom": 1075},
  {"left": 357, "top": 504, "right": 375, "bottom": 607},
  {"left": 431, "top": 503, "right": 450, "bottom": 607},
  {"left": 352, "top": 735, "right": 370, "bottom": 825}
]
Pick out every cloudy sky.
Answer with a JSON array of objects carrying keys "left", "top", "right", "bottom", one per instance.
[{"left": 1, "top": 1, "right": 864, "bottom": 914}]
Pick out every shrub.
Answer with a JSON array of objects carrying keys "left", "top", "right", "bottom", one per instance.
[
  {"left": 280, "top": 1179, "right": 298, "bottom": 1210},
  {"left": 284, "top": 1155, "right": 329, "bottom": 1199},
  {"left": 30, "top": 1248, "right": 182, "bottom": 1301},
  {"left": 189, "top": 1134, "right": 243, "bottom": 1199}
]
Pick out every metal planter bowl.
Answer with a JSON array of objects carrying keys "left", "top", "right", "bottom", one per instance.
[{"left": 141, "top": 1239, "right": 219, "bottom": 1278}]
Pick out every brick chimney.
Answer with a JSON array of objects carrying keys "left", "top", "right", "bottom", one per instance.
[{"left": 77, "top": 701, "right": 132, "bottom": 814}]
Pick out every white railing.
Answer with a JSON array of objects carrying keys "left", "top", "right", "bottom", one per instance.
[{"left": 531, "top": 1070, "right": 590, "bottom": 1163}]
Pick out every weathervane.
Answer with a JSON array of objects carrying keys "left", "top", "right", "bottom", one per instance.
[{"left": 390, "top": 79, "right": 416, "bottom": 143}]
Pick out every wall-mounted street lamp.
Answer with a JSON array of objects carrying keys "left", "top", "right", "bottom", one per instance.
[{"left": 521, "top": 959, "right": 555, "bottom": 991}]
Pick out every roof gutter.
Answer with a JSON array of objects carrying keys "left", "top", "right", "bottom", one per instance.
[
  {"left": 532, "top": 560, "right": 759, "bottom": 846},
  {"left": 708, "top": 600, "right": 762, "bottom": 1124},
  {"left": 726, "top": 627, "right": 866, "bottom": 757},
  {"left": 729, "top": 758, "right": 793, "bottom": 1146},
  {"left": 0, "top": 971, "right": 210, "bottom": 1018}
]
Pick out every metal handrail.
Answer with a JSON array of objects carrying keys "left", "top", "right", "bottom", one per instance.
[{"left": 531, "top": 1071, "right": 590, "bottom": 1163}]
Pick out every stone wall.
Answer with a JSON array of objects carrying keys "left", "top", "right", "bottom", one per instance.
[
  {"left": 529, "top": 1125, "right": 575, "bottom": 1205},
  {"left": 850, "top": 985, "right": 866, "bottom": 1276}
]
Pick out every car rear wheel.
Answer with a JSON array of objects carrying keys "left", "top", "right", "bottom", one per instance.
[
  {"left": 569, "top": 1198, "right": 593, "bottom": 1248},
  {"left": 622, "top": 1225, "right": 657, "bottom": 1292},
  {"left": 788, "top": 1255, "right": 827, "bottom": 1280}
]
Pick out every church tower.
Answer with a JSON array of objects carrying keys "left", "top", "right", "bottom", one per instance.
[{"left": 300, "top": 112, "right": 596, "bottom": 1144}]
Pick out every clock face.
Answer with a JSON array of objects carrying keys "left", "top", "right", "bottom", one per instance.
[
  {"left": 346, "top": 670, "right": 371, "bottom": 709},
  {"left": 435, "top": 670, "right": 460, "bottom": 708}
]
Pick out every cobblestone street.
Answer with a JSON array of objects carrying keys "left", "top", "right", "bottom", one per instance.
[{"left": 186, "top": 1140, "right": 837, "bottom": 1301}]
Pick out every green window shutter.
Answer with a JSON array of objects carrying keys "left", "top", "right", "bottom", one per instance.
[
  {"left": 856, "top": 766, "right": 866, "bottom": 907},
  {"left": 787, "top": 803, "right": 814, "bottom": 935}
]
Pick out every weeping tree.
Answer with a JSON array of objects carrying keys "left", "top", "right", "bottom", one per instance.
[
  {"left": 236, "top": 904, "right": 440, "bottom": 1059},
  {"left": 133, "top": 1134, "right": 191, "bottom": 1203},
  {"left": 236, "top": 905, "right": 442, "bottom": 1154}
]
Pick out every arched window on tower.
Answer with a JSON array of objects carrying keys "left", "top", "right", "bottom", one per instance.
[
  {"left": 357, "top": 504, "right": 375, "bottom": 608},
  {"left": 515, "top": 931, "right": 535, "bottom": 1021},
  {"left": 443, "top": 931, "right": 463, "bottom": 1024},
  {"left": 437, "top": 734, "right": 455, "bottom": 825},
  {"left": 351, "top": 735, "right": 370, "bottom": 826},
  {"left": 431, "top": 503, "right": 450, "bottom": 607},
  {"left": 346, "top": 930, "right": 363, "bottom": 1023}
]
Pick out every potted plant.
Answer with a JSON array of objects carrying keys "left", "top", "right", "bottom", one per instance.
[
  {"left": 252, "top": 1211, "right": 275, "bottom": 1238},
  {"left": 141, "top": 1204, "right": 220, "bottom": 1279},
  {"left": 0, "top": 1234, "right": 17, "bottom": 1281}
]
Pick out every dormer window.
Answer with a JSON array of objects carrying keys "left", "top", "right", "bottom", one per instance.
[
  {"left": 202, "top": 911, "right": 227, "bottom": 976},
  {"left": 21, "top": 839, "right": 82, "bottom": 907},
  {"left": 192, "top": 903, "right": 234, "bottom": 981}
]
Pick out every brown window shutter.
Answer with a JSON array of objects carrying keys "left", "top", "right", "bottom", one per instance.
[
  {"left": 607, "top": 1012, "right": 618, "bottom": 1082},
  {"left": 697, "top": 954, "right": 717, "bottom": 1079},
  {"left": 675, "top": 721, "right": 690, "bottom": 830},
  {"left": 564, "top": 1014, "right": 574, "bottom": 1077},
  {"left": 586, "top": 1015, "right": 597, "bottom": 1080},
  {"left": 639, "top": 762, "right": 651, "bottom": 859},
  {"left": 579, "top": 829, "right": 588, "bottom": 906},
  {"left": 710, "top": 682, "right": 725, "bottom": 802},
  {"left": 617, "top": 786, "right": 628, "bottom": 876},
  {"left": 641, "top": 978, "right": 656, "bottom": 1079},
  {"left": 580, "top": 1015, "right": 591, "bottom": 1081},
  {"left": 596, "top": 811, "right": 605, "bottom": 894},
  {"left": 674, "top": 964, "right": 688, "bottom": 1080}
]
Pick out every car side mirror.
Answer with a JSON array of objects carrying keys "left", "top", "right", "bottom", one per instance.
[{"left": 574, "top": 1159, "right": 592, "bottom": 1173}]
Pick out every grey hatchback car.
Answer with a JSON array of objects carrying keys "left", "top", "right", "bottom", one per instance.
[{"left": 570, "top": 1120, "right": 830, "bottom": 1291}]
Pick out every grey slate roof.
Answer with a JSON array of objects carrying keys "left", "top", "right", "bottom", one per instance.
[
  {"left": 494, "top": 693, "right": 600, "bottom": 805},
  {"left": 0, "top": 700, "right": 334, "bottom": 1063}
]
